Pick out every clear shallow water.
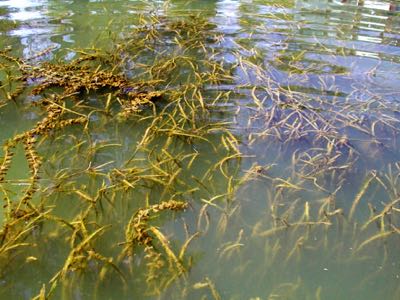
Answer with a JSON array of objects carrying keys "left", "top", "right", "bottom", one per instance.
[{"left": 1, "top": 0, "right": 400, "bottom": 299}]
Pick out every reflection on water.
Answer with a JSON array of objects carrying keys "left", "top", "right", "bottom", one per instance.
[
  {"left": 296, "top": 0, "right": 400, "bottom": 57},
  {"left": 0, "top": 0, "right": 55, "bottom": 58},
  {"left": 1, "top": 0, "right": 400, "bottom": 299}
]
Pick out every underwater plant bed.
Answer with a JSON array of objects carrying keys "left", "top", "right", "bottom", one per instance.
[{"left": 1, "top": 1, "right": 400, "bottom": 299}]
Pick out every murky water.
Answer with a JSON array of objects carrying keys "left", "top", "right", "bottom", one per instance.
[{"left": 1, "top": 0, "right": 400, "bottom": 299}]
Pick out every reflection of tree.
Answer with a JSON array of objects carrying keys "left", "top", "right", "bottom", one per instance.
[
  {"left": 47, "top": 0, "right": 107, "bottom": 49},
  {"left": 0, "top": 5, "right": 22, "bottom": 51},
  {"left": 0, "top": 1, "right": 57, "bottom": 58},
  {"left": 167, "top": 0, "right": 217, "bottom": 16},
  {"left": 46, "top": 0, "right": 219, "bottom": 50}
]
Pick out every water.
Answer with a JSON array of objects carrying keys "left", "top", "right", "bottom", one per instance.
[{"left": 1, "top": 0, "right": 400, "bottom": 299}]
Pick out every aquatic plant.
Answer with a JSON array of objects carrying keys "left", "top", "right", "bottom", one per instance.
[{"left": 0, "top": 4, "right": 399, "bottom": 300}]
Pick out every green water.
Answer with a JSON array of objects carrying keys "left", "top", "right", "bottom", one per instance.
[{"left": 1, "top": 0, "right": 400, "bottom": 299}]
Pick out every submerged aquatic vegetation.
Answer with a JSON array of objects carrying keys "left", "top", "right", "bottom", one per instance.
[
  {"left": 0, "top": 2, "right": 400, "bottom": 300},
  {"left": 0, "top": 12, "right": 242, "bottom": 299},
  {"left": 0, "top": 19, "right": 20, "bottom": 32}
]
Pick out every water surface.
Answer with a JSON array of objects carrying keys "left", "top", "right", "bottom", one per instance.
[{"left": 1, "top": 0, "right": 400, "bottom": 299}]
